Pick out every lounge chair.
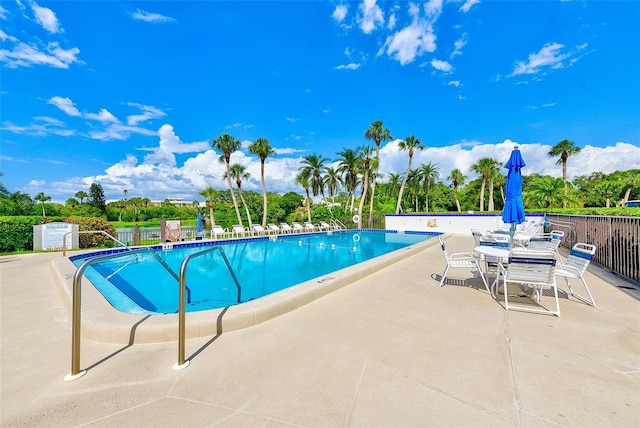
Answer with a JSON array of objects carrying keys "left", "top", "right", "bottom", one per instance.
[
  {"left": 231, "top": 224, "right": 249, "bottom": 238},
  {"left": 318, "top": 221, "right": 332, "bottom": 231},
  {"left": 280, "top": 223, "right": 293, "bottom": 234},
  {"left": 291, "top": 222, "right": 305, "bottom": 233},
  {"left": 267, "top": 223, "right": 281, "bottom": 234},
  {"left": 211, "top": 225, "right": 231, "bottom": 239},
  {"left": 252, "top": 224, "right": 267, "bottom": 236},
  {"left": 303, "top": 222, "right": 317, "bottom": 232}
]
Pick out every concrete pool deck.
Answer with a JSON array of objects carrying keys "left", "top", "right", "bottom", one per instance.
[{"left": 1, "top": 234, "right": 639, "bottom": 426}]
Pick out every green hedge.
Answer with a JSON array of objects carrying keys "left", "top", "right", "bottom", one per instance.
[{"left": 0, "top": 216, "right": 117, "bottom": 253}]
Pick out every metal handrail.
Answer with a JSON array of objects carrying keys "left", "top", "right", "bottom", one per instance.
[
  {"left": 332, "top": 219, "right": 347, "bottom": 229},
  {"left": 63, "top": 230, "right": 130, "bottom": 256},
  {"left": 64, "top": 247, "right": 183, "bottom": 381},
  {"left": 174, "top": 246, "right": 241, "bottom": 370}
]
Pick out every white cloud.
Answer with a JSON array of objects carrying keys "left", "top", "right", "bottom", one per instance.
[
  {"left": 48, "top": 96, "right": 82, "bottom": 116},
  {"left": 431, "top": 59, "right": 453, "bottom": 72},
  {"left": 459, "top": 0, "right": 481, "bottom": 13},
  {"left": 32, "top": 2, "right": 61, "bottom": 33},
  {"left": 126, "top": 103, "right": 166, "bottom": 125},
  {"left": 380, "top": 20, "right": 436, "bottom": 65},
  {"left": 333, "top": 63, "right": 360, "bottom": 70},
  {"left": 424, "top": 0, "right": 443, "bottom": 21},
  {"left": 358, "top": 0, "right": 384, "bottom": 34},
  {"left": 451, "top": 35, "right": 467, "bottom": 58},
  {"left": 510, "top": 43, "right": 572, "bottom": 76},
  {"left": 447, "top": 80, "right": 461, "bottom": 87},
  {"left": 0, "top": 6, "right": 8, "bottom": 20},
  {"left": 0, "top": 40, "right": 81, "bottom": 68},
  {"left": 85, "top": 109, "right": 118, "bottom": 123},
  {"left": 332, "top": 4, "right": 348, "bottom": 22},
  {"left": 130, "top": 9, "right": 176, "bottom": 23}
]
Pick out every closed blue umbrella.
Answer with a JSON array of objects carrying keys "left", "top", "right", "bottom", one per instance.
[{"left": 502, "top": 146, "right": 526, "bottom": 249}]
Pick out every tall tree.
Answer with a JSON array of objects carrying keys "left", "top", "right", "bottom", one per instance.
[
  {"left": 485, "top": 159, "right": 502, "bottom": 211},
  {"left": 248, "top": 137, "right": 275, "bottom": 227},
  {"left": 336, "top": 148, "right": 359, "bottom": 212},
  {"left": 226, "top": 164, "right": 253, "bottom": 228},
  {"left": 356, "top": 146, "right": 376, "bottom": 228},
  {"left": 447, "top": 168, "right": 466, "bottom": 212},
  {"left": 418, "top": 161, "right": 440, "bottom": 212},
  {"left": 74, "top": 190, "right": 88, "bottom": 204},
  {"left": 300, "top": 154, "right": 329, "bottom": 200},
  {"left": 34, "top": 192, "right": 50, "bottom": 217},
  {"left": 212, "top": 133, "right": 243, "bottom": 225},
  {"left": 548, "top": 139, "right": 581, "bottom": 208},
  {"left": 89, "top": 183, "right": 106, "bottom": 214},
  {"left": 396, "top": 135, "right": 425, "bottom": 214},
  {"left": 621, "top": 172, "right": 639, "bottom": 205},
  {"left": 323, "top": 166, "right": 342, "bottom": 207},
  {"left": 471, "top": 157, "right": 497, "bottom": 212},
  {"left": 295, "top": 169, "right": 312, "bottom": 222},
  {"left": 364, "top": 120, "right": 392, "bottom": 227},
  {"left": 525, "top": 176, "right": 566, "bottom": 208},
  {"left": 199, "top": 186, "right": 218, "bottom": 226}
]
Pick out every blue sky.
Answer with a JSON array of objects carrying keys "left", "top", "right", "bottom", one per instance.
[{"left": 1, "top": 0, "right": 639, "bottom": 203}]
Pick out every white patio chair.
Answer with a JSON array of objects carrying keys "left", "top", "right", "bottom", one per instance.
[
  {"left": 501, "top": 249, "right": 560, "bottom": 317},
  {"left": 304, "top": 222, "right": 317, "bottom": 232},
  {"left": 252, "top": 224, "right": 267, "bottom": 236},
  {"left": 291, "top": 222, "right": 305, "bottom": 233},
  {"left": 267, "top": 223, "right": 281, "bottom": 234},
  {"left": 554, "top": 243, "right": 597, "bottom": 307},
  {"left": 280, "top": 223, "right": 294, "bottom": 234},
  {"left": 210, "top": 225, "right": 231, "bottom": 239},
  {"left": 231, "top": 224, "right": 248, "bottom": 238},
  {"left": 437, "top": 237, "right": 490, "bottom": 294},
  {"left": 528, "top": 230, "right": 565, "bottom": 261},
  {"left": 319, "top": 221, "right": 332, "bottom": 231},
  {"left": 478, "top": 233, "right": 509, "bottom": 280}
]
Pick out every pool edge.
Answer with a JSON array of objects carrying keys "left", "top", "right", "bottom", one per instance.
[{"left": 50, "top": 236, "right": 441, "bottom": 344}]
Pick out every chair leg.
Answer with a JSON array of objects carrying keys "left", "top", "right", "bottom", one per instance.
[
  {"left": 564, "top": 275, "right": 597, "bottom": 307},
  {"left": 439, "top": 265, "right": 450, "bottom": 287}
]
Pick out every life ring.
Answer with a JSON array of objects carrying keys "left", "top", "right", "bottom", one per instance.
[
  {"left": 352, "top": 233, "right": 360, "bottom": 242},
  {"left": 352, "top": 214, "right": 360, "bottom": 223}
]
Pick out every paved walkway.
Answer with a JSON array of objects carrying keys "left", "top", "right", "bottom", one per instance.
[{"left": 1, "top": 235, "right": 639, "bottom": 427}]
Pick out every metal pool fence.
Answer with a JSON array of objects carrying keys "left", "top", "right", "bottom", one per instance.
[{"left": 546, "top": 214, "right": 639, "bottom": 283}]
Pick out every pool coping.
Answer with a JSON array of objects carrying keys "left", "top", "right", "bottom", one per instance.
[{"left": 50, "top": 234, "right": 440, "bottom": 344}]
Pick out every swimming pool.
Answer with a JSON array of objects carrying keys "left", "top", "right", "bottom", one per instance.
[{"left": 71, "top": 230, "right": 435, "bottom": 315}]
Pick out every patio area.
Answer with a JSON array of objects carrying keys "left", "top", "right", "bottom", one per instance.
[{"left": 1, "top": 234, "right": 639, "bottom": 426}]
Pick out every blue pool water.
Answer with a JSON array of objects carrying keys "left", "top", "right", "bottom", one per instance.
[{"left": 71, "top": 230, "right": 435, "bottom": 314}]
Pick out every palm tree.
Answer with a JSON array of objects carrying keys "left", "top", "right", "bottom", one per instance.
[
  {"left": 300, "top": 154, "right": 329, "bottom": 200},
  {"left": 323, "top": 166, "right": 342, "bottom": 207},
  {"left": 597, "top": 182, "right": 621, "bottom": 208},
  {"left": 364, "top": 120, "right": 392, "bottom": 226},
  {"left": 212, "top": 133, "right": 243, "bottom": 224},
  {"left": 386, "top": 172, "right": 402, "bottom": 200},
  {"left": 225, "top": 164, "right": 253, "bottom": 228},
  {"left": 199, "top": 186, "right": 218, "bottom": 226},
  {"left": 296, "top": 169, "right": 312, "bottom": 222},
  {"left": 396, "top": 135, "right": 425, "bottom": 214},
  {"left": 336, "top": 148, "right": 359, "bottom": 212},
  {"left": 34, "top": 192, "right": 50, "bottom": 217},
  {"left": 447, "top": 169, "right": 466, "bottom": 212},
  {"left": 548, "top": 139, "right": 581, "bottom": 207},
  {"left": 471, "top": 157, "right": 497, "bottom": 212},
  {"left": 123, "top": 189, "right": 128, "bottom": 199},
  {"left": 621, "top": 172, "right": 639, "bottom": 205},
  {"left": 525, "top": 176, "right": 566, "bottom": 208},
  {"left": 485, "top": 159, "right": 502, "bottom": 211},
  {"left": 418, "top": 161, "right": 439, "bottom": 212},
  {"left": 248, "top": 137, "right": 275, "bottom": 227},
  {"left": 74, "top": 191, "right": 88, "bottom": 204},
  {"left": 356, "top": 146, "right": 376, "bottom": 228}
]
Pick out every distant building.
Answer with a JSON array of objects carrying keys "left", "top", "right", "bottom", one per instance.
[{"left": 150, "top": 197, "right": 206, "bottom": 208}]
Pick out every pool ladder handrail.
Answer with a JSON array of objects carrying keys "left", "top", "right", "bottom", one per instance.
[
  {"left": 331, "top": 219, "right": 347, "bottom": 229},
  {"left": 175, "top": 245, "right": 242, "bottom": 370},
  {"left": 63, "top": 230, "right": 131, "bottom": 256},
  {"left": 65, "top": 246, "right": 184, "bottom": 381}
]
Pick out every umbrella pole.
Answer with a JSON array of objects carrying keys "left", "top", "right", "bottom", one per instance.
[{"left": 509, "top": 223, "right": 516, "bottom": 251}]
